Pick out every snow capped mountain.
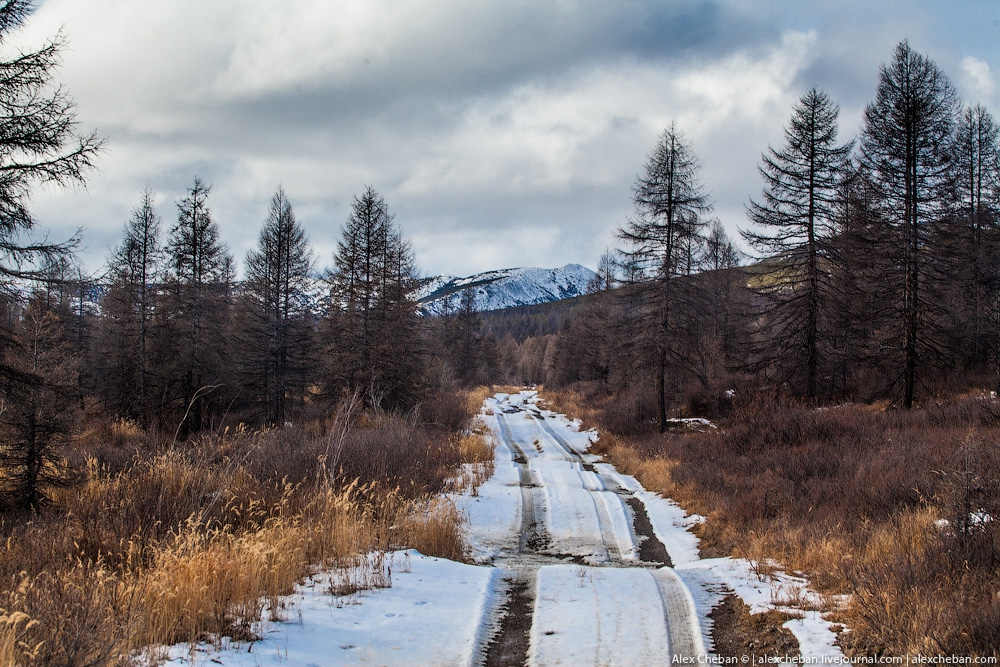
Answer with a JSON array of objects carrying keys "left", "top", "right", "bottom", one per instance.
[{"left": 414, "top": 263, "right": 596, "bottom": 315}]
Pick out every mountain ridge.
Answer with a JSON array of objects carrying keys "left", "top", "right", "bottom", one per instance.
[{"left": 414, "top": 263, "right": 596, "bottom": 315}]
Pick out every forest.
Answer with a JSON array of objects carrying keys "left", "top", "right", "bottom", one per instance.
[{"left": 0, "top": 0, "right": 996, "bottom": 657}]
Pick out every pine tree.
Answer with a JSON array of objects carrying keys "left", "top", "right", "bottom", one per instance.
[{"left": 743, "top": 88, "right": 852, "bottom": 399}]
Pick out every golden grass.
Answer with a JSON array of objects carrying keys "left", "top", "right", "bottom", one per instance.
[
  {"left": 0, "top": 609, "right": 42, "bottom": 667},
  {"left": 462, "top": 386, "right": 495, "bottom": 415},
  {"left": 0, "top": 392, "right": 480, "bottom": 665},
  {"left": 396, "top": 497, "right": 468, "bottom": 563}
]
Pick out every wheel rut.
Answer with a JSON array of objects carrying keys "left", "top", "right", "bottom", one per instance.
[
  {"left": 477, "top": 396, "right": 706, "bottom": 666},
  {"left": 481, "top": 412, "right": 551, "bottom": 667}
]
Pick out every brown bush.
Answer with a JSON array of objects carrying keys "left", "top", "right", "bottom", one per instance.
[
  {"left": 0, "top": 389, "right": 478, "bottom": 665},
  {"left": 547, "top": 388, "right": 1000, "bottom": 657}
]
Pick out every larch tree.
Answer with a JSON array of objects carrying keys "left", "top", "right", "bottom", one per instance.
[
  {"left": 950, "top": 104, "right": 1000, "bottom": 370},
  {"left": 617, "top": 123, "right": 713, "bottom": 432},
  {"left": 241, "top": 186, "right": 314, "bottom": 425},
  {"left": 859, "top": 40, "right": 960, "bottom": 408},
  {"left": 586, "top": 249, "right": 618, "bottom": 293},
  {"left": 743, "top": 88, "right": 852, "bottom": 399},
  {"left": 326, "top": 186, "right": 420, "bottom": 408},
  {"left": 98, "top": 189, "right": 161, "bottom": 426},
  {"left": 447, "top": 286, "right": 487, "bottom": 386},
  {"left": 0, "top": 0, "right": 102, "bottom": 508},
  {"left": 164, "top": 177, "right": 234, "bottom": 433}
]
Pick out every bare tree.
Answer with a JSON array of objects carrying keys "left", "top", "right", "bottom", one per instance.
[
  {"left": 0, "top": 1, "right": 101, "bottom": 507},
  {"left": 617, "top": 123, "right": 712, "bottom": 431},
  {"left": 325, "top": 186, "right": 421, "bottom": 407},
  {"left": 743, "top": 88, "right": 852, "bottom": 399},
  {"left": 241, "top": 186, "right": 314, "bottom": 425},
  {"left": 859, "top": 40, "right": 960, "bottom": 407},
  {"left": 949, "top": 104, "right": 1000, "bottom": 371},
  {"left": 0, "top": 1, "right": 103, "bottom": 284},
  {"left": 586, "top": 249, "right": 618, "bottom": 293},
  {"left": 98, "top": 189, "right": 161, "bottom": 426},
  {"left": 163, "top": 177, "right": 234, "bottom": 433}
]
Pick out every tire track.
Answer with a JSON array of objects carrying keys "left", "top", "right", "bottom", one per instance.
[
  {"left": 531, "top": 413, "right": 627, "bottom": 563},
  {"left": 651, "top": 567, "right": 708, "bottom": 660},
  {"left": 481, "top": 411, "right": 547, "bottom": 667},
  {"left": 497, "top": 412, "right": 548, "bottom": 554},
  {"left": 479, "top": 398, "right": 707, "bottom": 666}
]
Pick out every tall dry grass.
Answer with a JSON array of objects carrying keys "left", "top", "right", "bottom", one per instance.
[
  {"left": 545, "top": 385, "right": 1000, "bottom": 657},
  {"left": 0, "top": 389, "right": 483, "bottom": 665}
]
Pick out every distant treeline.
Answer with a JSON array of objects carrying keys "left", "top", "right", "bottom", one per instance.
[
  {"left": 475, "top": 40, "right": 1000, "bottom": 433},
  {"left": 3, "top": 34, "right": 1000, "bottom": 508}
]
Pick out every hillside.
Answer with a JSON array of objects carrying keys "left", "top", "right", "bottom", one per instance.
[{"left": 414, "top": 264, "right": 596, "bottom": 315}]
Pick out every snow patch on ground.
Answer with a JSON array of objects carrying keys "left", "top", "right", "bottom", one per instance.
[
  {"left": 152, "top": 388, "right": 847, "bottom": 665},
  {"left": 675, "top": 557, "right": 846, "bottom": 660},
  {"left": 157, "top": 551, "right": 497, "bottom": 667},
  {"left": 452, "top": 414, "right": 522, "bottom": 562},
  {"left": 531, "top": 565, "right": 671, "bottom": 667}
]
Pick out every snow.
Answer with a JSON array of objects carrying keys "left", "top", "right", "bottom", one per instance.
[
  {"left": 539, "top": 467, "right": 636, "bottom": 562},
  {"left": 530, "top": 565, "right": 671, "bottom": 667},
  {"left": 416, "top": 263, "right": 596, "bottom": 315},
  {"left": 452, "top": 420, "right": 522, "bottom": 562},
  {"left": 153, "top": 387, "right": 849, "bottom": 666},
  {"left": 157, "top": 551, "right": 498, "bottom": 667},
  {"left": 664, "top": 417, "right": 717, "bottom": 430}
]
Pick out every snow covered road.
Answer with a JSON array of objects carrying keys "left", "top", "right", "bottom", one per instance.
[
  {"left": 160, "top": 389, "right": 847, "bottom": 666},
  {"left": 468, "top": 391, "right": 706, "bottom": 666}
]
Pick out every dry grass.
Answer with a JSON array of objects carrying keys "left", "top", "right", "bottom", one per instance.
[
  {"left": 544, "top": 385, "right": 1000, "bottom": 658},
  {"left": 462, "top": 387, "right": 495, "bottom": 415},
  {"left": 0, "top": 389, "right": 483, "bottom": 666},
  {"left": 447, "top": 431, "right": 496, "bottom": 497}
]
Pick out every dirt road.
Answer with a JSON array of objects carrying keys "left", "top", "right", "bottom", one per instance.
[
  {"left": 164, "top": 390, "right": 845, "bottom": 666},
  {"left": 475, "top": 391, "right": 706, "bottom": 666}
]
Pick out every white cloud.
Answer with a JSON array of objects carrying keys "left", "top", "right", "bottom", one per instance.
[
  {"left": 11, "top": 1, "right": 984, "bottom": 279},
  {"left": 961, "top": 56, "right": 995, "bottom": 104}
]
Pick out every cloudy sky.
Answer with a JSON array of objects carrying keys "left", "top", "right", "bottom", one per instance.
[{"left": 12, "top": 0, "right": 1000, "bottom": 278}]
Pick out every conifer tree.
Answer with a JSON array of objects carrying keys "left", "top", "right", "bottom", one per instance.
[
  {"left": 163, "top": 177, "right": 234, "bottom": 432},
  {"left": 859, "top": 40, "right": 960, "bottom": 407},
  {"left": 98, "top": 189, "right": 161, "bottom": 425},
  {"left": 617, "top": 123, "right": 712, "bottom": 431},
  {"left": 241, "top": 187, "right": 314, "bottom": 424},
  {"left": 743, "top": 88, "right": 851, "bottom": 399},
  {"left": 326, "top": 186, "right": 420, "bottom": 407},
  {"left": 950, "top": 104, "right": 1000, "bottom": 369}
]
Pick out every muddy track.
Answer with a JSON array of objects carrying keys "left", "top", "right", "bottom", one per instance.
[
  {"left": 531, "top": 413, "right": 628, "bottom": 564},
  {"left": 481, "top": 412, "right": 548, "bottom": 667},
  {"left": 497, "top": 413, "right": 550, "bottom": 555},
  {"left": 479, "top": 398, "right": 707, "bottom": 666},
  {"left": 483, "top": 576, "right": 534, "bottom": 667}
]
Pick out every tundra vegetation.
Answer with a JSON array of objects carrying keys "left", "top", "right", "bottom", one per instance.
[{"left": 0, "top": 0, "right": 992, "bottom": 659}]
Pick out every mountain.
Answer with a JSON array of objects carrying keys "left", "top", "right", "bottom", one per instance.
[{"left": 414, "top": 263, "right": 596, "bottom": 315}]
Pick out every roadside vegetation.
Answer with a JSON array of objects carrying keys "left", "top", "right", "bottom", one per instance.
[
  {"left": 0, "top": 0, "right": 994, "bottom": 660},
  {"left": 0, "top": 388, "right": 489, "bottom": 666},
  {"left": 545, "top": 384, "right": 1000, "bottom": 657}
]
